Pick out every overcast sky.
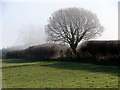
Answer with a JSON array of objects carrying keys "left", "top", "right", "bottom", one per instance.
[{"left": 1, "top": 0, "right": 119, "bottom": 48}]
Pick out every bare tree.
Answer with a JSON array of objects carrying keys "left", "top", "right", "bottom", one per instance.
[{"left": 45, "top": 8, "right": 103, "bottom": 57}]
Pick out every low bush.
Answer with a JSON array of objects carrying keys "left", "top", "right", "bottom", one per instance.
[
  {"left": 77, "top": 40, "right": 120, "bottom": 65},
  {"left": 79, "top": 41, "right": 120, "bottom": 56},
  {"left": 6, "top": 44, "right": 72, "bottom": 60},
  {"left": 6, "top": 40, "right": 120, "bottom": 65}
]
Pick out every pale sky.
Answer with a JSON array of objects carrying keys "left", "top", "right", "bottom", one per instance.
[{"left": 1, "top": 0, "right": 119, "bottom": 48}]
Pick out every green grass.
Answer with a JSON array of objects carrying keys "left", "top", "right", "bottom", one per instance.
[{"left": 2, "top": 59, "right": 119, "bottom": 88}]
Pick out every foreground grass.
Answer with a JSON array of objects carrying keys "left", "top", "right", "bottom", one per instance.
[{"left": 2, "top": 59, "right": 118, "bottom": 88}]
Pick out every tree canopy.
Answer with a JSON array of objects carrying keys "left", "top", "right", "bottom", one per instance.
[{"left": 45, "top": 7, "right": 104, "bottom": 57}]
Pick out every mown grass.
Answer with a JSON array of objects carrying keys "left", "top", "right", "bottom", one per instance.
[{"left": 2, "top": 59, "right": 119, "bottom": 88}]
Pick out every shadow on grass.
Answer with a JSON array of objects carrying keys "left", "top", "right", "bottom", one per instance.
[
  {"left": 1, "top": 64, "right": 36, "bottom": 69},
  {"left": 2, "top": 58, "right": 118, "bottom": 76},
  {"left": 42, "top": 62, "right": 118, "bottom": 76},
  {"left": 2, "top": 58, "right": 37, "bottom": 63}
]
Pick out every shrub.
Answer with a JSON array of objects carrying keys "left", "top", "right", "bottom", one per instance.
[
  {"left": 78, "top": 40, "right": 120, "bottom": 60},
  {"left": 6, "top": 44, "right": 70, "bottom": 60}
]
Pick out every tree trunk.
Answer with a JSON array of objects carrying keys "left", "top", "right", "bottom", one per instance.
[
  {"left": 71, "top": 47, "right": 80, "bottom": 58},
  {"left": 70, "top": 44, "right": 80, "bottom": 59}
]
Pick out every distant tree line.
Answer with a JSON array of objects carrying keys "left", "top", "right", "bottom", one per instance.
[
  {"left": 6, "top": 44, "right": 73, "bottom": 60},
  {"left": 5, "top": 40, "right": 120, "bottom": 65},
  {"left": 1, "top": 45, "right": 27, "bottom": 59}
]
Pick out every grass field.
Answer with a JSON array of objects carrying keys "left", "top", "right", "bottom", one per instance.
[{"left": 2, "top": 59, "right": 119, "bottom": 88}]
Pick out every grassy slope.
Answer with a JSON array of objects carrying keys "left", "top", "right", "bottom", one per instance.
[{"left": 2, "top": 59, "right": 118, "bottom": 88}]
